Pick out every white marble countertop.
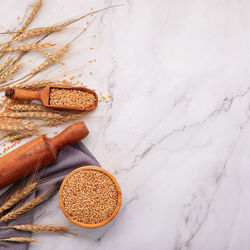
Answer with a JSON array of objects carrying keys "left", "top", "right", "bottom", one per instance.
[{"left": 1, "top": 0, "right": 250, "bottom": 249}]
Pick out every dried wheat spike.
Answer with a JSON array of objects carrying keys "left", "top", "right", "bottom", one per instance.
[
  {"left": 16, "top": 0, "right": 42, "bottom": 35},
  {"left": 14, "top": 80, "right": 58, "bottom": 89},
  {"left": 42, "top": 112, "right": 85, "bottom": 126},
  {"left": 0, "top": 44, "right": 10, "bottom": 60},
  {"left": 1, "top": 112, "right": 64, "bottom": 120},
  {"left": 0, "top": 188, "right": 56, "bottom": 222},
  {"left": 0, "top": 57, "right": 13, "bottom": 73},
  {"left": 3, "top": 43, "right": 55, "bottom": 52},
  {"left": 0, "top": 131, "right": 12, "bottom": 140},
  {"left": 0, "top": 123, "right": 38, "bottom": 132},
  {"left": 0, "top": 62, "right": 22, "bottom": 82},
  {"left": 8, "top": 104, "right": 47, "bottom": 112},
  {"left": 39, "top": 50, "right": 64, "bottom": 65},
  {"left": 30, "top": 45, "right": 69, "bottom": 75},
  {"left": 0, "top": 224, "right": 70, "bottom": 233},
  {"left": 12, "top": 26, "right": 63, "bottom": 42},
  {"left": 5, "top": 130, "right": 37, "bottom": 142},
  {"left": 0, "top": 181, "right": 37, "bottom": 215},
  {"left": 0, "top": 237, "right": 38, "bottom": 243}
]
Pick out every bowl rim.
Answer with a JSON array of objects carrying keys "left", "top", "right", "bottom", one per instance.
[{"left": 59, "top": 165, "right": 122, "bottom": 228}]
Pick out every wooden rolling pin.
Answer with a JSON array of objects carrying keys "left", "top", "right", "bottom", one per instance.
[{"left": 0, "top": 121, "right": 89, "bottom": 190}]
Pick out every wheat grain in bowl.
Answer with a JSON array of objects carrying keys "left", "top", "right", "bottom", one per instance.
[{"left": 59, "top": 166, "right": 122, "bottom": 228}]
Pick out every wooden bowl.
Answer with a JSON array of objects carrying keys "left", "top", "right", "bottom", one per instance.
[{"left": 59, "top": 166, "right": 122, "bottom": 228}]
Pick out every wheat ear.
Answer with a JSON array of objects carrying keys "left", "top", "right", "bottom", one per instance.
[
  {"left": 42, "top": 112, "right": 86, "bottom": 126},
  {"left": 3, "top": 43, "right": 55, "bottom": 52},
  {"left": 8, "top": 104, "right": 47, "bottom": 112},
  {"left": 0, "top": 181, "right": 37, "bottom": 215},
  {"left": 12, "top": 26, "right": 63, "bottom": 42},
  {"left": 0, "top": 237, "right": 38, "bottom": 243},
  {"left": 0, "top": 187, "right": 56, "bottom": 222},
  {"left": 0, "top": 80, "right": 57, "bottom": 91},
  {"left": 0, "top": 224, "right": 70, "bottom": 233},
  {"left": 30, "top": 44, "right": 69, "bottom": 75},
  {"left": 16, "top": 0, "right": 42, "bottom": 35},
  {"left": 0, "top": 57, "right": 13, "bottom": 73},
  {"left": 1, "top": 112, "right": 64, "bottom": 120},
  {"left": 4, "top": 130, "right": 37, "bottom": 142},
  {"left": 0, "top": 123, "right": 38, "bottom": 132},
  {"left": 0, "top": 62, "right": 22, "bottom": 82},
  {"left": 0, "top": 131, "right": 12, "bottom": 140}
]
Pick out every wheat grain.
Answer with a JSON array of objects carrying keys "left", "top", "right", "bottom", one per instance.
[
  {"left": 0, "top": 181, "right": 37, "bottom": 215},
  {"left": 0, "top": 188, "right": 55, "bottom": 222},
  {"left": 0, "top": 224, "right": 70, "bottom": 233},
  {"left": 1, "top": 112, "right": 64, "bottom": 120},
  {"left": 16, "top": 0, "right": 42, "bottom": 35},
  {"left": 0, "top": 62, "right": 22, "bottom": 82},
  {"left": 0, "top": 123, "right": 38, "bottom": 132},
  {"left": 3, "top": 43, "right": 55, "bottom": 52},
  {"left": 0, "top": 57, "right": 13, "bottom": 73},
  {"left": 12, "top": 26, "right": 63, "bottom": 42},
  {"left": 0, "top": 237, "right": 38, "bottom": 243}
]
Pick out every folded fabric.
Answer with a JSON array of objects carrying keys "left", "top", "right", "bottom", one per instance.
[{"left": 0, "top": 142, "right": 100, "bottom": 250}]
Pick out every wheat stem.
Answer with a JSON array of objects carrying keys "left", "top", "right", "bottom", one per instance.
[
  {"left": 0, "top": 62, "right": 22, "bottom": 82},
  {"left": 0, "top": 57, "right": 13, "bottom": 73},
  {"left": 0, "top": 188, "right": 55, "bottom": 222},
  {"left": 0, "top": 181, "right": 37, "bottom": 215},
  {"left": 1, "top": 112, "right": 64, "bottom": 120},
  {"left": 0, "top": 237, "right": 38, "bottom": 243},
  {"left": 16, "top": 0, "right": 42, "bottom": 35},
  {"left": 0, "top": 224, "right": 70, "bottom": 233},
  {"left": 3, "top": 43, "right": 55, "bottom": 52},
  {"left": 0, "top": 123, "right": 38, "bottom": 132}
]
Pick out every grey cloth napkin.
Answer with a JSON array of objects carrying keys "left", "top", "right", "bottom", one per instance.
[{"left": 0, "top": 142, "right": 100, "bottom": 250}]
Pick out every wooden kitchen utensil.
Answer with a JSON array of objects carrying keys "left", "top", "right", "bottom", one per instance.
[
  {"left": 59, "top": 166, "right": 122, "bottom": 228},
  {"left": 5, "top": 85, "right": 98, "bottom": 111},
  {"left": 0, "top": 121, "right": 89, "bottom": 190}
]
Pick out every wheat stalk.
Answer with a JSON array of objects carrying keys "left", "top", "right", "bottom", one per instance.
[
  {"left": 0, "top": 237, "right": 38, "bottom": 243},
  {"left": 0, "top": 80, "right": 58, "bottom": 91},
  {"left": 0, "top": 62, "right": 22, "bottom": 82},
  {"left": 16, "top": 0, "right": 42, "bottom": 35},
  {"left": 30, "top": 44, "right": 69, "bottom": 75},
  {"left": 39, "top": 50, "right": 64, "bottom": 65},
  {"left": 0, "top": 187, "right": 55, "bottom": 222},
  {"left": 0, "top": 123, "right": 38, "bottom": 132},
  {"left": 42, "top": 112, "right": 86, "bottom": 126},
  {"left": 11, "top": 26, "right": 63, "bottom": 42},
  {"left": 1, "top": 112, "right": 64, "bottom": 120},
  {"left": 0, "top": 131, "right": 12, "bottom": 140},
  {"left": 4, "top": 130, "right": 37, "bottom": 142},
  {"left": 0, "top": 57, "right": 13, "bottom": 73},
  {"left": 3, "top": 43, "right": 55, "bottom": 52},
  {"left": 0, "top": 224, "right": 70, "bottom": 233},
  {"left": 0, "top": 181, "right": 37, "bottom": 215},
  {"left": 9, "top": 104, "right": 47, "bottom": 112}
]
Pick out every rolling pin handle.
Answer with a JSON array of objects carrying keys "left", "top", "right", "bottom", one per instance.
[{"left": 48, "top": 121, "right": 89, "bottom": 151}]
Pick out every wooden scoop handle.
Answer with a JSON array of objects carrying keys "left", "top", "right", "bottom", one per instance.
[
  {"left": 48, "top": 121, "right": 89, "bottom": 151},
  {"left": 5, "top": 88, "right": 42, "bottom": 101}
]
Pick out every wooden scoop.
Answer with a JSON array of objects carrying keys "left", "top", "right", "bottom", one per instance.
[{"left": 5, "top": 85, "right": 98, "bottom": 111}]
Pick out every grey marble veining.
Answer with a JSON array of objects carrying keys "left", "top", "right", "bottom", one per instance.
[{"left": 0, "top": 0, "right": 250, "bottom": 249}]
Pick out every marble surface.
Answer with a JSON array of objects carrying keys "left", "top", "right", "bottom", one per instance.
[{"left": 1, "top": 0, "right": 250, "bottom": 249}]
